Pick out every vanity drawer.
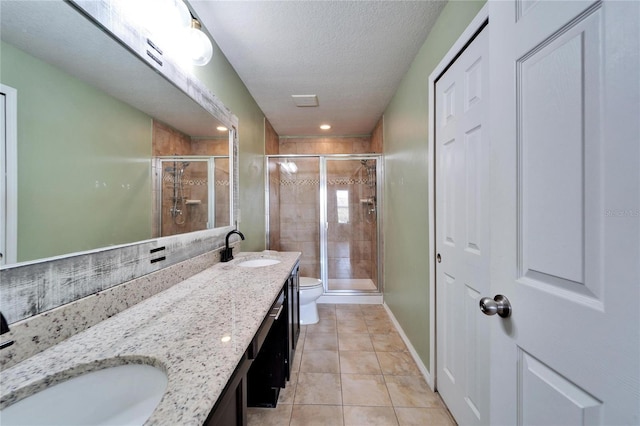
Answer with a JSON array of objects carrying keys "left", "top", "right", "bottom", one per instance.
[{"left": 248, "top": 288, "right": 285, "bottom": 360}]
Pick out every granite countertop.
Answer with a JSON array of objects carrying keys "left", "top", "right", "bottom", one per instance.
[{"left": 0, "top": 251, "right": 301, "bottom": 425}]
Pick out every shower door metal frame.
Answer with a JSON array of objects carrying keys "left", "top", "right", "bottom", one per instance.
[{"left": 265, "top": 154, "right": 383, "bottom": 294}]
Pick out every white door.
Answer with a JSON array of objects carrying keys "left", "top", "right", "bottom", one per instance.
[
  {"left": 489, "top": 1, "right": 639, "bottom": 424},
  {"left": 1, "top": 90, "right": 6, "bottom": 266},
  {"left": 435, "top": 25, "right": 490, "bottom": 426}
]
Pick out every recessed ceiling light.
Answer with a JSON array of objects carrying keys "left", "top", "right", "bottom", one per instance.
[
  {"left": 320, "top": 124, "right": 331, "bottom": 130},
  {"left": 217, "top": 126, "right": 228, "bottom": 132},
  {"left": 221, "top": 335, "right": 231, "bottom": 343}
]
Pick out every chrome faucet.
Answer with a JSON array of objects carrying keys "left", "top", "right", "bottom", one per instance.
[
  {"left": 1, "top": 312, "right": 15, "bottom": 349},
  {"left": 221, "top": 230, "right": 245, "bottom": 262}
]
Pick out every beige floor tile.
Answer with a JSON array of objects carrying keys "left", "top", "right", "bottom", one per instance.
[
  {"left": 363, "top": 310, "right": 391, "bottom": 321},
  {"left": 360, "top": 304, "right": 387, "bottom": 314},
  {"left": 306, "top": 318, "right": 337, "bottom": 334},
  {"left": 291, "top": 346, "right": 303, "bottom": 373},
  {"left": 338, "top": 333, "right": 375, "bottom": 351},
  {"left": 337, "top": 318, "right": 369, "bottom": 334},
  {"left": 340, "top": 351, "right": 382, "bottom": 375},
  {"left": 367, "top": 319, "right": 397, "bottom": 334},
  {"left": 278, "top": 372, "right": 298, "bottom": 405},
  {"left": 394, "top": 407, "right": 457, "bottom": 426},
  {"left": 377, "top": 352, "right": 420, "bottom": 376},
  {"left": 300, "top": 350, "right": 340, "bottom": 373},
  {"left": 318, "top": 304, "right": 336, "bottom": 313},
  {"left": 317, "top": 303, "right": 336, "bottom": 312},
  {"left": 336, "top": 303, "right": 362, "bottom": 314},
  {"left": 294, "top": 373, "right": 342, "bottom": 405},
  {"left": 247, "top": 403, "right": 293, "bottom": 426},
  {"left": 304, "top": 332, "right": 338, "bottom": 351},
  {"left": 371, "top": 333, "right": 408, "bottom": 352},
  {"left": 385, "top": 375, "right": 442, "bottom": 408},
  {"left": 336, "top": 309, "right": 365, "bottom": 321},
  {"left": 342, "top": 374, "right": 392, "bottom": 406},
  {"left": 344, "top": 406, "right": 399, "bottom": 426},
  {"left": 290, "top": 405, "right": 344, "bottom": 426}
]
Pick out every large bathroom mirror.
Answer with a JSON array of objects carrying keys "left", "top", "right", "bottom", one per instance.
[{"left": 0, "top": 0, "right": 237, "bottom": 265}]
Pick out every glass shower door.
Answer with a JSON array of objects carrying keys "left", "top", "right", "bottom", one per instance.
[
  {"left": 324, "top": 158, "right": 378, "bottom": 292},
  {"left": 267, "top": 157, "right": 321, "bottom": 279}
]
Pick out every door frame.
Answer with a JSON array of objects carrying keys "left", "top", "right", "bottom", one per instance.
[
  {"left": 427, "top": 4, "right": 489, "bottom": 390},
  {"left": 1, "top": 84, "right": 18, "bottom": 265}
]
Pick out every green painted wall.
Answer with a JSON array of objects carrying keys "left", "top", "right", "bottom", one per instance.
[
  {"left": 382, "top": 0, "right": 486, "bottom": 371},
  {"left": 1, "top": 42, "right": 152, "bottom": 262},
  {"left": 193, "top": 32, "right": 266, "bottom": 251}
]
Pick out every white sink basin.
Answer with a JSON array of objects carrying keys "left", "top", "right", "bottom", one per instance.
[
  {"left": 238, "top": 258, "right": 281, "bottom": 267},
  {"left": 0, "top": 364, "right": 167, "bottom": 426}
]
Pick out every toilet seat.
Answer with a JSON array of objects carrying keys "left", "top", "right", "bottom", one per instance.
[{"left": 300, "top": 277, "right": 322, "bottom": 289}]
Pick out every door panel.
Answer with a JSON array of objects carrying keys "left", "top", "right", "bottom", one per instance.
[
  {"left": 436, "top": 25, "right": 490, "bottom": 426},
  {"left": 519, "top": 350, "right": 602, "bottom": 425},
  {"left": 489, "top": 1, "right": 639, "bottom": 424}
]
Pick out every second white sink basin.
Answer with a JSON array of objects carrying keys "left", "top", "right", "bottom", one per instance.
[
  {"left": 0, "top": 363, "right": 167, "bottom": 426},
  {"left": 238, "top": 258, "right": 281, "bottom": 267}
]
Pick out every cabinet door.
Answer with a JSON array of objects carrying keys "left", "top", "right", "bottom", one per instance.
[{"left": 205, "top": 351, "right": 250, "bottom": 426}]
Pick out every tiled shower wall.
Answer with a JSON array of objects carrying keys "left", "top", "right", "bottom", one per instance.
[{"left": 152, "top": 120, "right": 229, "bottom": 237}]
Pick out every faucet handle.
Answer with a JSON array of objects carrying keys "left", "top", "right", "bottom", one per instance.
[
  {"left": 1, "top": 312, "right": 9, "bottom": 335},
  {"left": 0, "top": 312, "right": 15, "bottom": 350}
]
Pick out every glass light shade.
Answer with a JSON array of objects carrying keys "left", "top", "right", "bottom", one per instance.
[
  {"left": 146, "top": 0, "right": 191, "bottom": 34},
  {"left": 184, "top": 27, "right": 213, "bottom": 66}
]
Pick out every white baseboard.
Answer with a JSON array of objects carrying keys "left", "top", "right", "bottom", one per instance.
[
  {"left": 317, "top": 293, "right": 383, "bottom": 304},
  {"left": 383, "top": 302, "right": 434, "bottom": 390}
]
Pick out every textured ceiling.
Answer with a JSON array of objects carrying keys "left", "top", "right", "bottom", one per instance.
[{"left": 190, "top": 1, "right": 446, "bottom": 137}]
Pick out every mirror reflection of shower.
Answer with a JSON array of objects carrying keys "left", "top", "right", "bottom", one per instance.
[
  {"left": 165, "top": 160, "right": 190, "bottom": 225},
  {"left": 360, "top": 159, "right": 377, "bottom": 223}
]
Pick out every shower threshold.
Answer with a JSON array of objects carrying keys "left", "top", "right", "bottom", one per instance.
[{"left": 327, "top": 278, "right": 377, "bottom": 291}]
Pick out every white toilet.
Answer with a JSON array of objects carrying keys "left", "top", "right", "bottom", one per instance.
[{"left": 299, "top": 277, "right": 323, "bottom": 325}]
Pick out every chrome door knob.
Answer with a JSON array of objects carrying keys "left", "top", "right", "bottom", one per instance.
[{"left": 479, "top": 295, "right": 512, "bottom": 318}]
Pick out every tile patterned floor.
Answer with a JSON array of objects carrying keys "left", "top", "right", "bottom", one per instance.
[{"left": 247, "top": 304, "right": 457, "bottom": 426}]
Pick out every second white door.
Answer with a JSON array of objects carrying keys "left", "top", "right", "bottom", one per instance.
[{"left": 435, "top": 25, "right": 490, "bottom": 426}]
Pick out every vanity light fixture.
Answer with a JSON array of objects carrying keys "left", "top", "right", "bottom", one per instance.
[
  {"left": 115, "top": 0, "right": 213, "bottom": 67},
  {"left": 320, "top": 124, "right": 331, "bottom": 130},
  {"left": 216, "top": 126, "right": 228, "bottom": 132},
  {"left": 185, "top": 18, "right": 213, "bottom": 66}
]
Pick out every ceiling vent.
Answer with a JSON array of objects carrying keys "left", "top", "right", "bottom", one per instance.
[{"left": 291, "top": 95, "right": 319, "bottom": 107}]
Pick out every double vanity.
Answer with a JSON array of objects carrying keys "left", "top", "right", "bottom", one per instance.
[{"left": 0, "top": 251, "right": 301, "bottom": 425}]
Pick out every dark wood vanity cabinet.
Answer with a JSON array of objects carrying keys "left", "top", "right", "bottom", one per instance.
[
  {"left": 247, "top": 262, "right": 301, "bottom": 408},
  {"left": 205, "top": 263, "right": 301, "bottom": 424},
  {"left": 286, "top": 263, "right": 300, "bottom": 379},
  {"left": 203, "top": 350, "right": 251, "bottom": 426}
]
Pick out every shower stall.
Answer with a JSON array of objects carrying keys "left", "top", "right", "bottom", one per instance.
[
  {"left": 266, "top": 155, "right": 382, "bottom": 294},
  {"left": 155, "top": 156, "right": 230, "bottom": 237}
]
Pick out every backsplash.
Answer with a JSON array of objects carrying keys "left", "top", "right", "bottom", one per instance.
[
  {"left": 0, "top": 227, "right": 234, "bottom": 324},
  {"left": 0, "top": 240, "right": 239, "bottom": 370}
]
